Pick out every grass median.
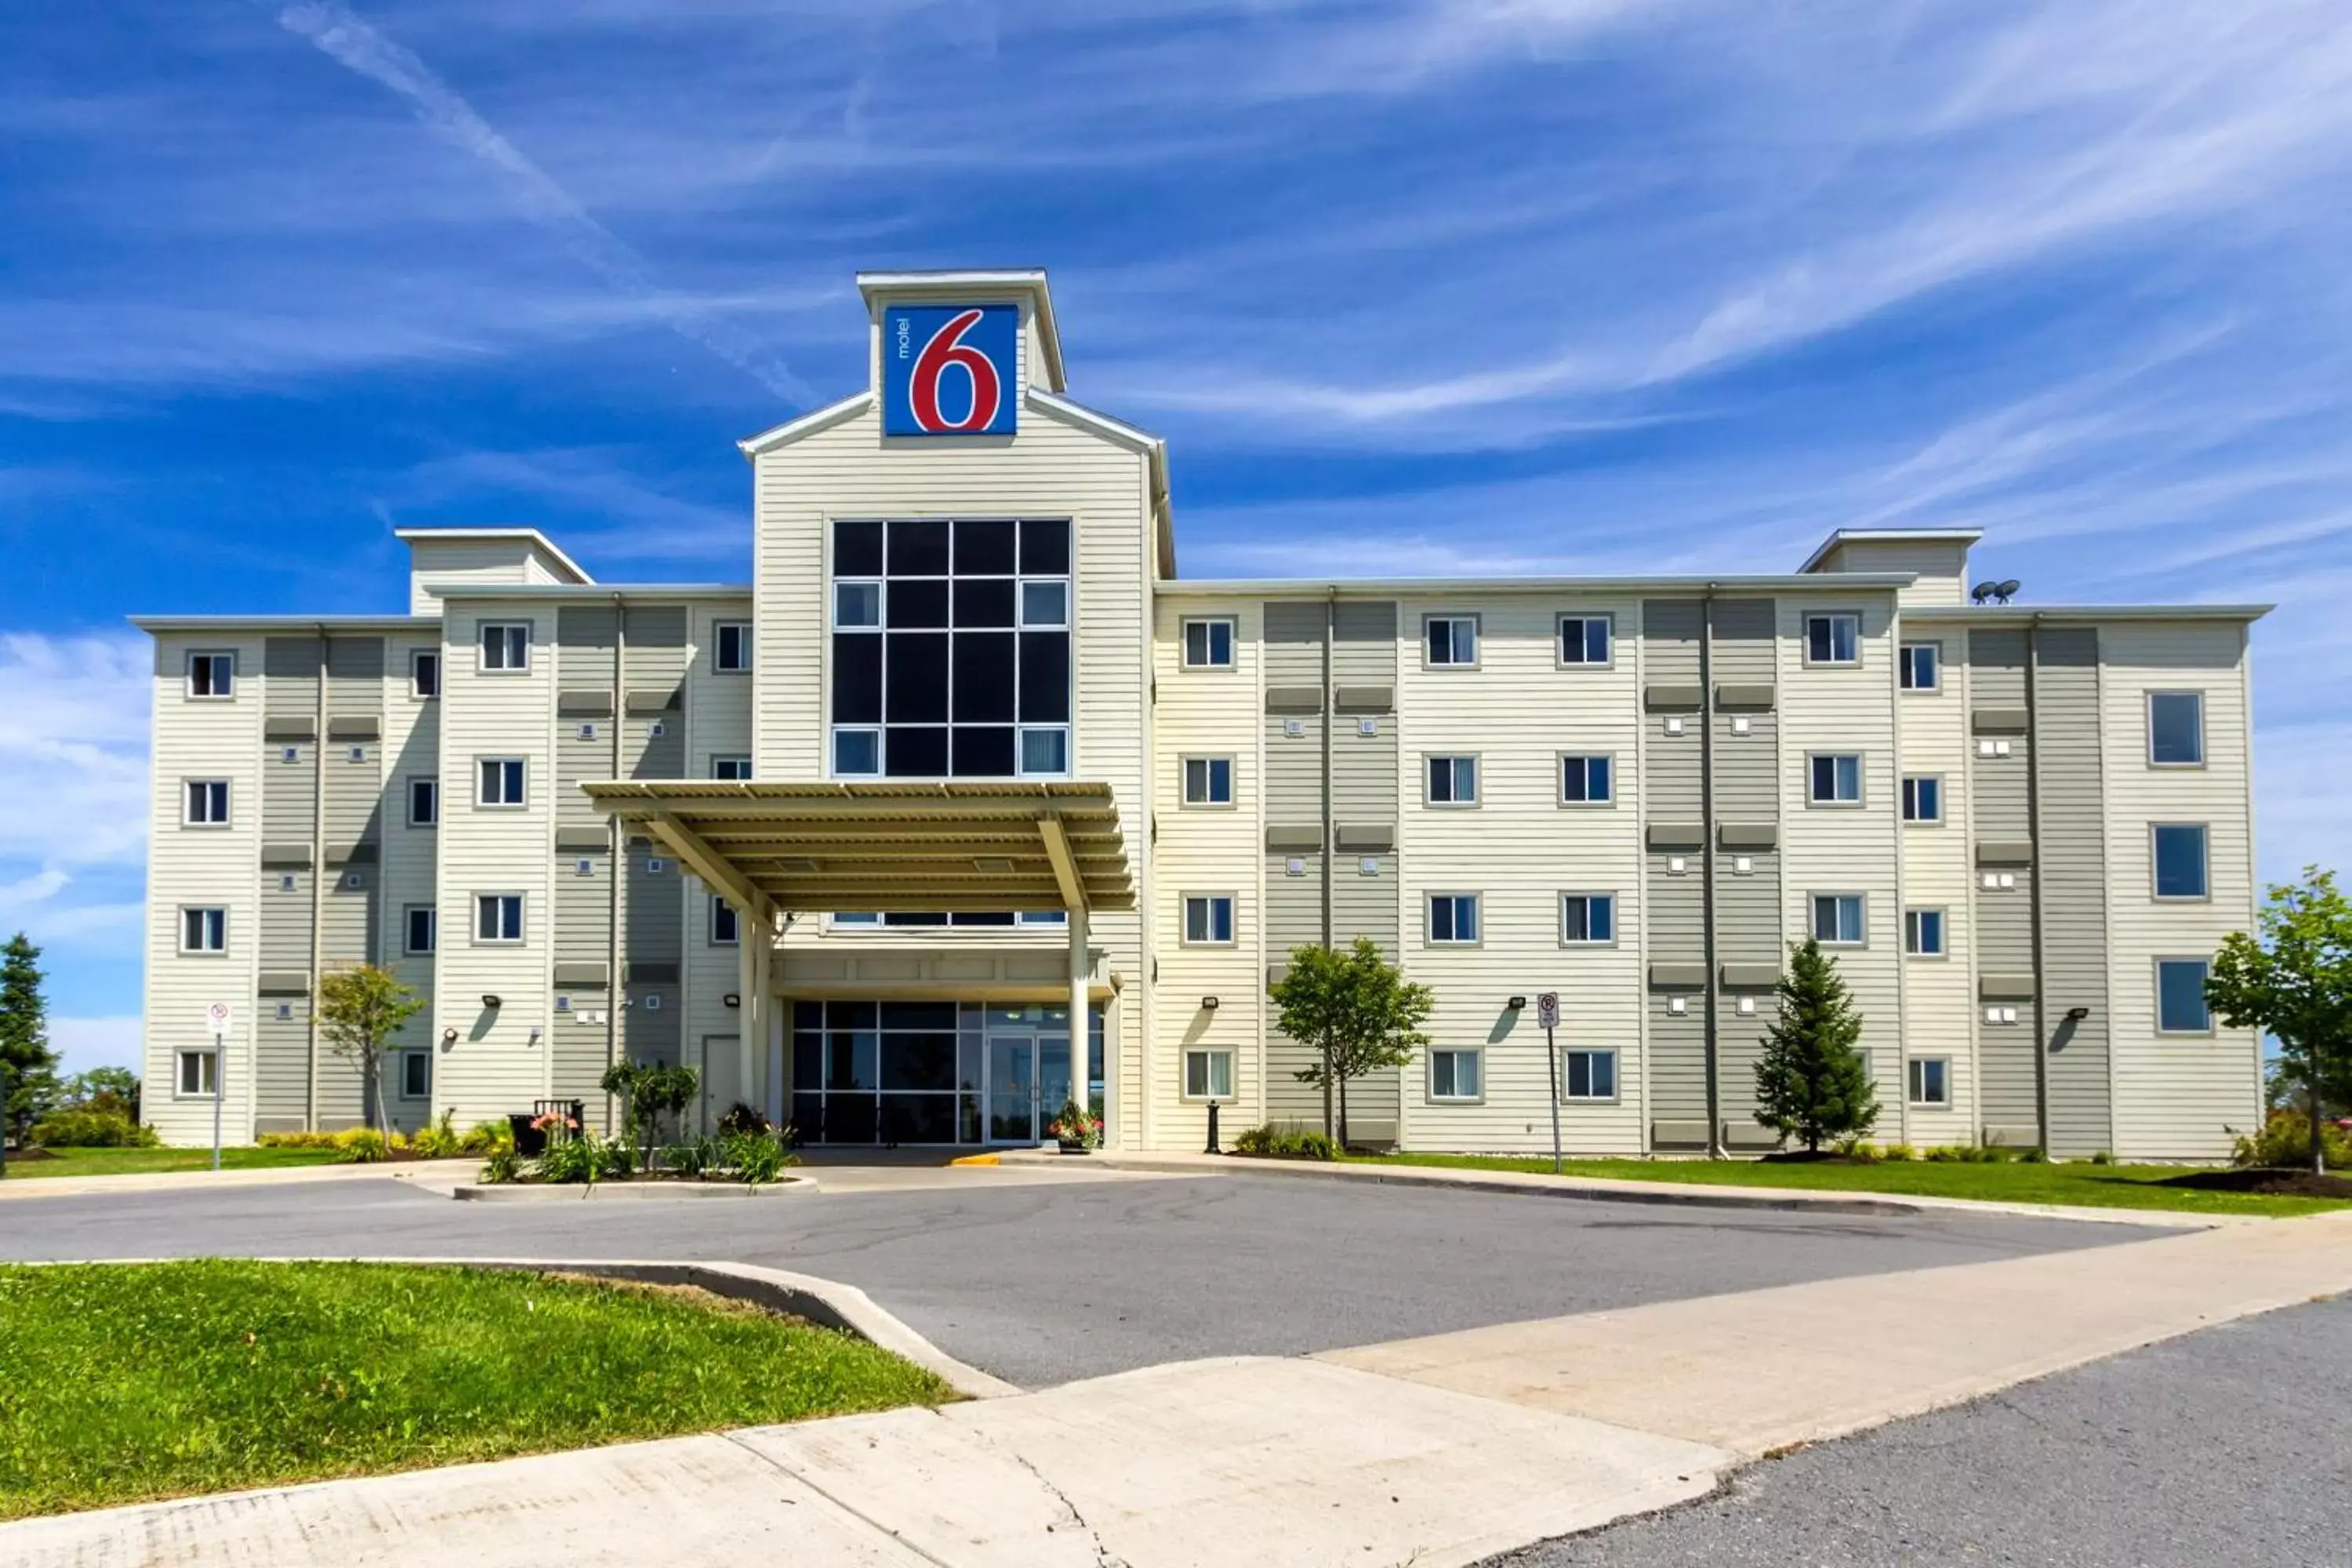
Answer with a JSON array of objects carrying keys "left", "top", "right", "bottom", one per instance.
[
  {"left": 1335, "top": 1152, "right": 2352, "bottom": 1217},
  {"left": 1, "top": 1145, "right": 343, "bottom": 1181},
  {"left": 0, "top": 1260, "right": 956, "bottom": 1520}
]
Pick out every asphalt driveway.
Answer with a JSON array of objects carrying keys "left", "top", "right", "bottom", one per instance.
[{"left": 0, "top": 1167, "right": 2143, "bottom": 1388}]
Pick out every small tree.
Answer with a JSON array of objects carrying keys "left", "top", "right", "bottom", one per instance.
[
  {"left": 0, "top": 932, "right": 61, "bottom": 1145},
  {"left": 1753, "top": 938, "right": 1878, "bottom": 1155},
  {"left": 601, "top": 1060, "right": 700, "bottom": 1169},
  {"left": 315, "top": 964, "right": 426, "bottom": 1142},
  {"left": 2206, "top": 867, "right": 2352, "bottom": 1175},
  {"left": 1270, "top": 937, "right": 1433, "bottom": 1149},
  {"left": 66, "top": 1066, "right": 141, "bottom": 1122}
]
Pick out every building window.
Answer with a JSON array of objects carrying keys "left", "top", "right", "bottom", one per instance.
[
  {"left": 712, "top": 756, "right": 752, "bottom": 781},
  {"left": 1182, "top": 756, "right": 1234, "bottom": 806},
  {"left": 1559, "top": 615, "right": 1611, "bottom": 666},
  {"left": 479, "top": 622, "right": 530, "bottom": 672},
  {"left": 1809, "top": 753, "right": 1863, "bottom": 804},
  {"left": 1022, "top": 581, "right": 1069, "bottom": 628},
  {"left": 712, "top": 896, "right": 739, "bottom": 946},
  {"left": 828, "top": 517, "right": 1071, "bottom": 779},
  {"left": 1563, "top": 1048, "right": 1617, "bottom": 1101},
  {"left": 1900, "top": 775, "right": 1942, "bottom": 822},
  {"left": 714, "top": 621, "right": 752, "bottom": 673},
  {"left": 1425, "top": 615, "right": 1479, "bottom": 667},
  {"left": 183, "top": 779, "right": 230, "bottom": 826},
  {"left": 408, "top": 777, "right": 439, "bottom": 827},
  {"left": 1811, "top": 893, "right": 1865, "bottom": 945},
  {"left": 1898, "top": 643, "right": 1939, "bottom": 691},
  {"left": 475, "top": 893, "right": 524, "bottom": 943},
  {"left": 1904, "top": 908, "right": 1945, "bottom": 956},
  {"left": 405, "top": 906, "right": 436, "bottom": 955},
  {"left": 187, "top": 651, "right": 235, "bottom": 699},
  {"left": 1428, "top": 893, "right": 1480, "bottom": 945},
  {"left": 2148, "top": 691, "right": 2205, "bottom": 766},
  {"left": 180, "top": 906, "right": 227, "bottom": 953},
  {"left": 1183, "top": 1047, "right": 1234, "bottom": 1100},
  {"left": 1561, "top": 892, "right": 1615, "bottom": 945},
  {"left": 176, "top": 1048, "right": 219, "bottom": 1098},
  {"left": 1805, "top": 613, "right": 1860, "bottom": 666},
  {"left": 1019, "top": 910, "right": 1068, "bottom": 927},
  {"left": 1426, "top": 755, "right": 1479, "bottom": 806},
  {"left": 1907, "top": 1057, "right": 1951, "bottom": 1107},
  {"left": 1559, "top": 754, "right": 1613, "bottom": 804},
  {"left": 1182, "top": 895, "right": 1236, "bottom": 946},
  {"left": 401, "top": 1049, "right": 432, "bottom": 1100},
  {"left": 2157, "top": 958, "right": 2212, "bottom": 1033},
  {"left": 411, "top": 649, "right": 441, "bottom": 699},
  {"left": 1429, "top": 1048, "right": 1482, "bottom": 1102},
  {"left": 2152, "top": 824, "right": 2209, "bottom": 899},
  {"left": 1181, "top": 617, "right": 1235, "bottom": 669},
  {"left": 478, "top": 757, "right": 525, "bottom": 808}
]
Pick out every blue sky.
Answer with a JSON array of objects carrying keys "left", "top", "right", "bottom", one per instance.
[{"left": 5, "top": 1, "right": 2350, "bottom": 1074}]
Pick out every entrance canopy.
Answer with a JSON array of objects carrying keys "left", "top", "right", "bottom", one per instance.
[{"left": 577, "top": 780, "right": 1133, "bottom": 923}]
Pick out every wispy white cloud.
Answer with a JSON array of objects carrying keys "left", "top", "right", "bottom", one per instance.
[
  {"left": 49, "top": 1015, "right": 141, "bottom": 1076},
  {"left": 0, "top": 633, "right": 152, "bottom": 961}
]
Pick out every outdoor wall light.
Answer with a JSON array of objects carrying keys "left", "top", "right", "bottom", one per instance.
[
  {"left": 481, "top": 994, "right": 503, "bottom": 1009},
  {"left": 440, "top": 1028, "right": 457, "bottom": 1047},
  {"left": 2063, "top": 1005, "right": 2091, "bottom": 1022},
  {"left": 723, "top": 993, "right": 742, "bottom": 1009},
  {"left": 1201, "top": 996, "right": 1220, "bottom": 1011},
  {"left": 1506, "top": 995, "right": 1528, "bottom": 1010}
]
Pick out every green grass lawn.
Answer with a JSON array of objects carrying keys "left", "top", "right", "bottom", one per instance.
[
  {"left": 1338, "top": 1151, "right": 2352, "bottom": 1217},
  {"left": 1, "top": 1145, "right": 343, "bottom": 1180},
  {"left": 0, "top": 1261, "right": 954, "bottom": 1520}
]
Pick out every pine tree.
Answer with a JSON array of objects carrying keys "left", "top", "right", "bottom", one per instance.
[
  {"left": 0, "top": 931, "right": 61, "bottom": 1145},
  {"left": 1752, "top": 937, "right": 1878, "bottom": 1154}
]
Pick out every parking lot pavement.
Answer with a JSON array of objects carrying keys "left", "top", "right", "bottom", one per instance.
[
  {"left": 0, "top": 1169, "right": 2143, "bottom": 1388},
  {"left": 1481, "top": 1293, "right": 2352, "bottom": 1568}
]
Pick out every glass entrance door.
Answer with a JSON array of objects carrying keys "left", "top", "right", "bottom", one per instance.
[{"left": 985, "top": 1036, "right": 1036, "bottom": 1142}]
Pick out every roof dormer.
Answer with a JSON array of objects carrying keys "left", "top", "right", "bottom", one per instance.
[
  {"left": 395, "top": 527, "right": 593, "bottom": 615},
  {"left": 1798, "top": 528, "right": 1981, "bottom": 607}
]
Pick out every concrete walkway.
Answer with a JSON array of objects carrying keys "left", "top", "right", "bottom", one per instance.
[
  {"left": 10, "top": 1210, "right": 2350, "bottom": 1566},
  {"left": 0, "top": 1158, "right": 482, "bottom": 1202}
]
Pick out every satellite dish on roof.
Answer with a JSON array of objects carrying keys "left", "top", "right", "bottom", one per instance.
[
  {"left": 1970, "top": 579, "right": 2021, "bottom": 605},
  {"left": 1996, "top": 579, "right": 2021, "bottom": 601}
]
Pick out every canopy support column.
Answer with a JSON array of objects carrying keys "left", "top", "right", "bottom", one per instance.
[{"left": 1069, "top": 905, "right": 1090, "bottom": 1136}]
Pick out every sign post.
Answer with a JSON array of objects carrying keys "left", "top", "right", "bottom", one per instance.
[
  {"left": 1536, "top": 992, "right": 1562, "bottom": 1175},
  {"left": 205, "top": 1001, "right": 233, "bottom": 1171}
]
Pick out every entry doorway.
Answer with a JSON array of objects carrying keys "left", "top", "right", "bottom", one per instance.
[{"left": 985, "top": 1036, "right": 1036, "bottom": 1142}]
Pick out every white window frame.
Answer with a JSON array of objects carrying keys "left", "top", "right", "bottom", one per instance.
[
  {"left": 474, "top": 892, "right": 525, "bottom": 945},
  {"left": 1020, "top": 579, "right": 1070, "bottom": 630},
  {"left": 1557, "top": 614, "right": 1613, "bottom": 668},
  {"left": 1428, "top": 1047, "right": 1483, "bottom": 1102},
  {"left": 713, "top": 620, "right": 753, "bottom": 673},
  {"left": 176, "top": 1047, "right": 220, "bottom": 1099},
  {"left": 186, "top": 650, "right": 235, "bottom": 700},
  {"left": 1424, "top": 614, "right": 1479, "bottom": 669},
  {"left": 832, "top": 578, "right": 882, "bottom": 630},
  {"left": 1562, "top": 1047, "right": 1619, "bottom": 1102},
  {"left": 2154, "top": 956, "right": 2215, "bottom": 1036},
  {"left": 1900, "top": 774, "right": 1942, "bottom": 823},
  {"left": 1810, "top": 892, "right": 1867, "bottom": 946},
  {"left": 1181, "top": 893, "right": 1236, "bottom": 946},
  {"left": 404, "top": 904, "right": 437, "bottom": 956},
  {"left": 711, "top": 756, "right": 753, "bottom": 781},
  {"left": 183, "top": 779, "right": 231, "bottom": 827},
  {"left": 1898, "top": 642, "right": 1940, "bottom": 692},
  {"left": 2146, "top": 690, "right": 2206, "bottom": 768},
  {"left": 1804, "top": 612, "right": 1861, "bottom": 667},
  {"left": 1018, "top": 726, "right": 1071, "bottom": 779},
  {"left": 180, "top": 906, "right": 228, "bottom": 954},
  {"left": 830, "top": 727, "right": 882, "bottom": 778},
  {"left": 1559, "top": 753, "right": 1614, "bottom": 806},
  {"left": 1428, "top": 892, "right": 1481, "bottom": 946},
  {"left": 1560, "top": 891, "right": 1617, "bottom": 946},
  {"left": 1181, "top": 755, "right": 1235, "bottom": 808},
  {"left": 1425, "top": 753, "right": 1479, "bottom": 807},
  {"left": 410, "top": 648, "right": 441, "bottom": 699},
  {"left": 477, "top": 757, "right": 526, "bottom": 809},
  {"left": 2151, "top": 822, "right": 2210, "bottom": 902},
  {"left": 711, "top": 895, "right": 740, "bottom": 946},
  {"left": 400, "top": 1048, "right": 432, "bottom": 1101},
  {"left": 1809, "top": 753, "right": 1864, "bottom": 806},
  {"left": 408, "top": 776, "right": 439, "bottom": 828},
  {"left": 1182, "top": 1047, "right": 1235, "bottom": 1101},
  {"left": 1180, "top": 617, "right": 1236, "bottom": 670},
  {"left": 1906, "top": 1056, "right": 1951, "bottom": 1108},
  {"left": 478, "top": 622, "right": 531, "bottom": 673},
  {"left": 1904, "top": 907, "right": 1946, "bottom": 958}
]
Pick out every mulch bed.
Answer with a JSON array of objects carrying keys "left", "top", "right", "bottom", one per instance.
[
  {"left": 2, "top": 1146, "right": 59, "bottom": 1163},
  {"left": 2160, "top": 1167, "right": 2352, "bottom": 1200}
]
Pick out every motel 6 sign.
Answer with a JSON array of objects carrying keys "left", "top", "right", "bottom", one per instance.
[{"left": 882, "top": 304, "right": 1020, "bottom": 437}]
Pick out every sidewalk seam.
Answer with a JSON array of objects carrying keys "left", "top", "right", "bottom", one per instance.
[{"left": 719, "top": 1425, "right": 963, "bottom": 1568}]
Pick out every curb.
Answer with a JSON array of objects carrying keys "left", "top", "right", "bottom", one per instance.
[{"left": 451, "top": 1176, "right": 813, "bottom": 1202}]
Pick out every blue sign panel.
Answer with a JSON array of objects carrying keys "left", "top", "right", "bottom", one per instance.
[{"left": 881, "top": 304, "right": 1020, "bottom": 437}]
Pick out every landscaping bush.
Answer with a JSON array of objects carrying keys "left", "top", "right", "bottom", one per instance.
[
  {"left": 1880, "top": 1142, "right": 1917, "bottom": 1162},
  {"left": 408, "top": 1112, "right": 464, "bottom": 1159},
  {"left": 720, "top": 1128, "right": 795, "bottom": 1186},
  {"left": 661, "top": 1135, "right": 722, "bottom": 1178},
  {"left": 27, "top": 1109, "right": 158, "bottom": 1149},
  {"left": 256, "top": 1130, "right": 342, "bottom": 1150},
  {"left": 1232, "top": 1125, "right": 1338, "bottom": 1161},
  {"left": 534, "top": 1130, "right": 608, "bottom": 1185},
  {"left": 477, "top": 1146, "right": 521, "bottom": 1185},
  {"left": 332, "top": 1127, "right": 407, "bottom": 1163},
  {"left": 1923, "top": 1142, "right": 2005, "bottom": 1163},
  {"left": 717, "top": 1102, "right": 771, "bottom": 1136},
  {"left": 2234, "top": 1109, "right": 2352, "bottom": 1170},
  {"left": 463, "top": 1119, "right": 514, "bottom": 1156}
]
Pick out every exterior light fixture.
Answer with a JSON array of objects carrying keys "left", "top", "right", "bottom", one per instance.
[
  {"left": 2063, "top": 1005, "right": 2091, "bottom": 1022},
  {"left": 481, "top": 994, "right": 503, "bottom": 1009},
  {"left": 1507, "top": 995, "right": 1528, "bottom": 1010},
  {"left": 440, "top": 1028, "right": 457, "bottom": 1047},
  {"left": 1201, "top": 996, "right": 1220, "bottom": 1011},
  {"left": 723, "top": 993, "right": 742, "bottom": 1009}
]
